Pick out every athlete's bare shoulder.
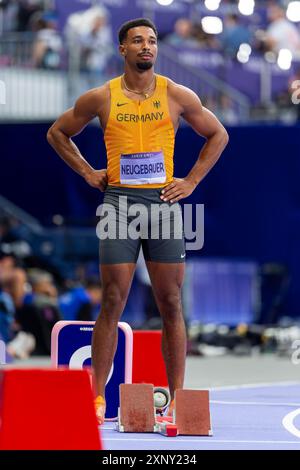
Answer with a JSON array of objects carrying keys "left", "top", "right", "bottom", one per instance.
[
  {"left": 166, "top": 78, "right": 202, "bottom": 113},
  {"left": 48, "top": 81, "right": 111, "bottom": 137},
  {"left": 166, "top": 77, "right": 227, "bottom": 139},
  {"left": 74, "top": 81, "right": 110, "bottom": 118}
]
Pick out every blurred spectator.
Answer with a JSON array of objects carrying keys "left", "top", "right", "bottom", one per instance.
[
  {"left": 59, "top": 283, "right": 91, "bottom": 321},
  {"left": 0, "top": 251, "right": 27, "bottom": 309},
  {"left": 274, "top": 89, "right": 296, "bottom": 124},
  {"left": 1, "top": 0, "right": 18, "bottom": 33},
  {"left": 85, "top": 278, "right": 102, "bottom": 320},
  {"left": 14, "top": 269, "right": 61, "bottom": 355},
  {"left": 193, "top": 21, "right": 220, "bottom": 50},
  {"left": 27, "top": 268, "right": 58, "bottom": 299},
  {"left": 32, "top": 14, "right": 63, "bottom": 69},
  {"left": 0, "top": 253, "right": 15, "bottom": 343},
  {"left": 220, "top": 14, "right": 252, "bottom": 57},
  {"left": 59, "top": 278, "right": 102, "bottom": 321},
  {"left": 79, "top": 9, "right": 113, "bottom": 76},
  {"left": 0, "top": 289, "right": 14, "bottom": 343},
  {"left": 0, "top": 215, "right": 31, "bottom": 245},
  {"left": 6, "top": 331, "right": 36, "bottom": 359},
  {"left": 0, "top": 250, "right": 34, "bottom": 359},
  {"left": 265, "top": 5, "right": 300, "bottom": 58},
  {"left": 289, "top": 67, "right": 300, "bottom": 121},
  {"left": 276, "top": 67, "right": 300, "bottom": 123},
  {"left": 216, "top": 94, "right": 239, "bottom": 125},
  {"left": 65, "top": 5, "right": 113, "bottom": 89},
  {"left": 203, "top": 95, "right": 218, "bottom": 115},
  {"left": 0, "top": 216, "right": 32, "bottom": 309},
  {"left": 16, "top": 0, "right": 44, "bottom": 32},
  {"left": 5, "top": 263, "right": 27, "bottom": 309},
  {"left": 164, "top": 18, "right": 200, "bottom": 49}
]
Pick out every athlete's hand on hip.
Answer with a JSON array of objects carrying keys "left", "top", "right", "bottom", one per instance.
[
  {"left": 85, "top": 169, "right": 108, "bottom": 191},
  {"left": 160, "top": 178, "right": 195, "bottom": 203}
]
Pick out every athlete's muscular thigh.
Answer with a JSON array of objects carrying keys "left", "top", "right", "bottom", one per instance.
[{"left": 100, "top": 263, "right": 136, "bottom": 314}]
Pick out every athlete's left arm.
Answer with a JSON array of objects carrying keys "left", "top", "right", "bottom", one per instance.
[{"left": 161, "top": 85, "right": 229, "bottom": 203}]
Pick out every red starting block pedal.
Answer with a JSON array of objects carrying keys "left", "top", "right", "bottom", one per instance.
[
  {"left": 175, "top": 389, "right": 212, "bottom": 436},
  {"left": 155, "top": 416, "right": 178, "bottom": 437},
  {"left": 155, "top": 421, "right": 178, "bottom": 437}
]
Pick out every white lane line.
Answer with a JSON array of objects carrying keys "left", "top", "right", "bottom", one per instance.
[
  {"left": 103, "top": 438, "right": 300, "bottom": 444},
  {"left": 210, "top": 381, "right": 300, "bottom": 391},
  {"left": 282, "top": 408, "right": 300, "bottom": 439},
  {"left": 211, "top": 400, "right": 300, "bottom": 407}
]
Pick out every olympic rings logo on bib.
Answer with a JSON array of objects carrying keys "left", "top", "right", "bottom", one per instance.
[{"left": 120, "top": 151, "right": 166, "bottom": 185}]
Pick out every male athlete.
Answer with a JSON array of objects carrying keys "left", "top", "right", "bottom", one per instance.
[{"left": 47, "top": 18, "right": 228, "bottom": 424}]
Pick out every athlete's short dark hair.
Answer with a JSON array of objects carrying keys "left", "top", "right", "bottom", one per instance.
[{"left": 118, "top": 18, "right": 158, "bottom": 44}]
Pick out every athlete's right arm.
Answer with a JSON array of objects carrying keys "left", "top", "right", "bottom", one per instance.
[{"left": 47, "top": 87, "right": 108, "bottom": 191}]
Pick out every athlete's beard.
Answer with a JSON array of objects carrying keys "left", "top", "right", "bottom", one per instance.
[{"left": 136, "top": 61, "right": 153, "bottom": 71}]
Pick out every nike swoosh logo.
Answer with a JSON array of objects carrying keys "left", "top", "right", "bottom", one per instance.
[
  {"left": 181, "top": 253, "right": 186, "bottom": 258},
  {"left": 117, "top": 102, "right": 128, "bottom": 107}
]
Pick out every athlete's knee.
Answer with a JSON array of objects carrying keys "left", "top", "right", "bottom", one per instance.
[
  {"left": 157, "top": 291, "right": 182, "bottom": 318},
  {"left": 101, "top": 283, "right": 128, "bottom": 315}
]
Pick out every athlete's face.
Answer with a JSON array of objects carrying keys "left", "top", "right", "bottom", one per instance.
[{"left": 119, "top": 26, "right": 158, "bottom": 70}]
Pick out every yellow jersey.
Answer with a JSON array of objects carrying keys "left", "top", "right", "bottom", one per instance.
[{"left": 104, "top": 74, "right": 175, "bottom": 188}]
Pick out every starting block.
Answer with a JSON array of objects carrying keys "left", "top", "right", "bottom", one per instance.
[
  {"left": 117, "top": 384, "right": 156, "bottom": 433},
  {"left": 175, "top": 389, "right": 212, "bottom": 436},
  {"left": 116, "top": 384, "right": 212, "bottom": 437}
]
